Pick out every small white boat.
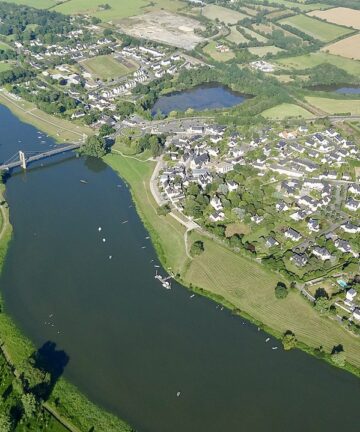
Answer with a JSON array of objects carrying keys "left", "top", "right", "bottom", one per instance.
[
  {"left": 265, "top": 338, "right": 270, "bottom": 343},
  {"left": 141, "top": 246, "right": 146, "bottom": 249},
  {"left": 80, "top": 179, "right": 88, "bottom": 184},
  {"left": 102, "top": 238, "right": 106, "bottom": 243},
  {"left": 109, "top": 255, "right": 112, "bottom": 259},
  {"left": 98, "top": 227, "right": 102, "bottom": 232},
  {"left": 176, "top": 391, "right": 181, "bottom": 397},
  {"left": 122, "top": 220, "right": 128, "bottom": 224},
  {"left": 272, "top": 347, "right": 278, "bottom": 350},
  {"left": 190, "top": 294, "right": 195, "bottom": 298}
]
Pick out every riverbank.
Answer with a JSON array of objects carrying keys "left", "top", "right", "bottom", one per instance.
[
  {"left": 105, "top": 151, "right": 360, "bottom": 377},
  {"left": 0, "top": 188, "right": 133, "bottom": 430}
]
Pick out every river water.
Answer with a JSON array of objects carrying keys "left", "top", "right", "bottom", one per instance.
[
  {"left": 151, "top": 84, "right": 247, "bottom": 116},
  {"left": 0, "top": 105, "right": 360, "bottom": 431}
]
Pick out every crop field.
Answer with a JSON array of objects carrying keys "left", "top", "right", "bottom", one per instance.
[
  {"left": 323, "top": 34, "right": 360, "bottom": 61},
  {"left": 202, "top": 4, "right": 248, "bottom": 24},
  {"left": 81, "top": 55, "right": 137, "bottom": 80},
  {"left": 276, "top": 52, "right": 360, "bottom": 75},
  {"left": 54, "top": 0, "right": 186, "bottom": 21},
  {"left": 279, "top": 14, "right": 353, "bottom": 42},
  {"left": 308, "top": 7, "right": 360, "bottom": 30},
  {"left": 252, "top": 22, "right": 302, "bottom": 40},
  {"left": 306, "top": 97, "right": 360, "bottom": 115},
  {"left": 2, "top": 0, "right": 58, "bottom": 7},
  {"left": 203, "top": 41, "right": 235, "bottom": 62},
  {"left": 261, "top": 103, "right": 313, "bottom": 119},
  {"left": 226, "top": 28, "right": 249, "bottom": 44},
  {"left": 242, "top": 26, "right": 268, "bottom": 43},
  {"left": 248, "top": 45, "right": 284, "bottom": 57},
  {"left": 266, "top": 9, "right": 294, "bottom": 20},
  {"left": 256, "top": 0, "right": 332, "bottom": 12}
]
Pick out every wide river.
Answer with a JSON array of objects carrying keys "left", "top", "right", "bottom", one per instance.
[{"left": 0, "top": 106, "right": 360, "bottom": 431}]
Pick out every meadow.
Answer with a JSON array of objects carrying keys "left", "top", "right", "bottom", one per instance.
[
  {"left": 323, "top": 34, "right": 360, "bottom": 61},
  {"left": 308, "top": 7, "right": 360, "bottom": 30},
  {"left": 202, "top": 4, "right": 248, "bottom": 24},
  {"left": 305, "top": 97, "right": 360, "bottom": 115},
  {"left": 276, "top": 52, "right": 360, "bottom": 76},
  {"left": 256, "top": 0, "right": 331, "bottom": 12},
  {"left": 261, "top": 102, "right": 313, "bottom": 119},
  {"left": 248, "top": 45, "right": 284, "bottom": 57},
  {"left": 0, "top": 61, "right": 13, "bottom": 72},
  {"left": 2, "top": 0, "right": 58, "bottom": 8},
  {"left": 279, "top": 14, "right": 353, "bottom": 42},
  {"left": 203, "top": 41, "right": 235, "bottom": 62},
  {"left": 226, "top": 28, "right": 249, "bottom": 44},
  {"left": 81, "top": 55, "right": 137, "bottom": 80}
]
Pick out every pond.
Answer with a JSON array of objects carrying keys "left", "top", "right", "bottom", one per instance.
[
  {"left": 151, "top": 84, "right": 248, "bottom": 116},
  {"left": 307, "top": 85, "right": 360, "bottom": 94}
]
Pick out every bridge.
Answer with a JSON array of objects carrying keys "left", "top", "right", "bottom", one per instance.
[{"left": 0, "top": 143, "right": 82, "bottom": 171}]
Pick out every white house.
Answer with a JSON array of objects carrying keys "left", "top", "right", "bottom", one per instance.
[
  {"left": 345, "top": 198, "right": 360, "bottom": 212},
  {"left": 285, "top": 228, "right": 302, "bottom": 242},
  {"left": 210, "top": 195, "right": 223, "bottom": 211},
  {"left": 346, "top": 288, "right": 357, "bottom": 302},
  {"left": 312, "top": 246, "right": 332, "bottom": 261}
]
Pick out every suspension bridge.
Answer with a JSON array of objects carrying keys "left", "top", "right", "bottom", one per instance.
[{"left": 0, "top": 143, "right": 82, "bottom": 171}]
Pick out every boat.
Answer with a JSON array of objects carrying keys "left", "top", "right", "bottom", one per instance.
[
  {"left": 265, "top": 338, "right": 270, "bottom": 343},
  {"left": 122, "top": 220, "right": 128, "bottom": 224},
  {"left": 190, "top": 294, "right": 195, "bottom": 298},
  {"left": 272, "top": 347, "right": 278, "bottom": 350},
  {"left": 80, "top": 179, "right": 88, "bottom": 184}
]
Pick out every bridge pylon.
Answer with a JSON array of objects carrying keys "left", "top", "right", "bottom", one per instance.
[{"left": 19, "top": 151, "right": 27, "bottom": 169}]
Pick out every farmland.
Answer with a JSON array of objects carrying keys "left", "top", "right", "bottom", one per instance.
[
  {"left": 308, "top": 7, "right": 360, "bottom": 30},
  {"left": 276, "top": 52, "right": 360, "bottom": 76},
  {"left": 305, "top": 97, "right": 360, "bottom": 115},
  {"left": 203, "top": 41, "right": 235, "bottom": 62},
  {"left": 279, "top": 14, "right": 353, "bottom": 42},
  {"left": 256, "top": 0, "right": 332, "bottom": 12},
  {"left": 202, "top": 4, "right": 248, "bottom": 24},
  {"left": 261, "top": 103, "right": 313, "bottom": 119},
  {"left": 323, "top": 34, "right": 360, "bottom": 61},
  {"left": 2, "top": 0, "right": 58, "bottom": 7},
  {"left": 226, "top": 28, "right": 249, "bottom": 44},
  {"left": 248, "top": 45, "right": 284, "bottom": 57},
  {"left": 81, "top": 55, "right": 137, "bottom": 80}
]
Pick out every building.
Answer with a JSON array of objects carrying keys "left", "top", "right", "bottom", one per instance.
[
  {"left": 284, "top": 228, "right": 302, "bottom": 242},
  {"left": 312, "top": 246, "right": 332, "bottom": 261}
]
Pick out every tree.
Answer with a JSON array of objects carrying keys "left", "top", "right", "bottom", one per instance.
[
  {"left": 116, "top": 101, "right": 135, "bottom": 119},
  {"left": 314, "top": 297, "right": 330, "bottom": 314},
  {"left": 21, "top": 392, "right": 37, "bottom": 419},
  {"left": 157, "top": 204, "right": 171, "bottom": 216},
  {"left": 275, "top": 282, "right": 288, "bottom": 299},
  {"left": 98, "top": 124, "right": 115, "bottom": 137},
  {"left": 79, "top": 136, "right": 107, "bottom": 158},
  {"left": 0, "top": 412, "right": 11, "bottom": 432},
  {"left": 331, "top": 346, "right": 346, "bottom": 367},
  {"left": 282, "top": 330, "right": 297, "bottom": 351},
  {"left": 190, "top": 240, "right": 204, "bottom": 257}
]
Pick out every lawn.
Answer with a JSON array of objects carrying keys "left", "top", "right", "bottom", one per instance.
[
  {"left": 105, "top": 152, "right": 360, "bottom": 370},
  {"left": 202, "top": 4, "right": 248, "bottom": 24},
  {"left": 261, "top": 103, "right": 313, "bottom": 119},
  {"left": 280, "top": 14, "right": 353, "bottom": 42},
  {"left": 0, "top": 40, "right": 13, "bottom": 50},
  {"left": 0, "top": 61, "right": 13, "bottom": 72},
  {"left": 82, "top": 54, "right": 137, "bottom": 80},
  {"left": 248, "top": 45, "right": 284, "bottom": 57},
  {"left": 306, "top": 97, "right": 360, "bottom": 115},
  {"left": 203, "top": 41, "right": 235, "bottom": 62},
  {"left": 54, "top": 0, "right": 186, "bottom": 21},
  {"left": 276, "top": 52, "right": 360, "bottom": 76}
]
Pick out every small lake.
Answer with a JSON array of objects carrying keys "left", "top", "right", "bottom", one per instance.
[
  {"left": 0, "top": 105, "right": 360, "bottom": 432},
  {"left": 151, "top": 84, "right": 247, "bottom": 116},
  {"left": 308, "top": 85, "right": 360, "bottom": 95}
]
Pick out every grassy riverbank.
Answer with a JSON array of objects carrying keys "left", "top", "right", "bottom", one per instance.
[
  {"left": 0, "top": 185, "right": 133, "bottom": 431},
  {"left": 105, "top": 152, "right": 360, "bottom": 375}
]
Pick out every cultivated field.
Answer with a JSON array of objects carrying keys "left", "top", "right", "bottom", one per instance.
[
  {"left": 54, "top": 0, "right": 186, "bottom": 21},
  {"left": 306, "top": 97, "right": 360, "bottom": 115},
  {"left": 256, "top": 0, "right": 331, "bottom": 12},
  {"left": 261, "top": 103, "right": 313, "bottom": 119},
  {"left": 279, "top": 14, "right": 353, "bottom": 42},
  {"left": 276, "top": 52, "right": 360, "bottom": 75},
  {"left": 248, "top": 45, "right": 284, "bottom": 57},
  {"left": 322, "top": 34, "right": 360, "bottom": 61},
  {"left": 81, "top": 55, "right": 137, "bottom": 80},
  {"left": 242, "top": 26, "right": 268, "bottom": 43},
  {"left": 308, "top": 7, "right": 360, "bottom": 30},
  {"left": 117, "top": 10, "right": 205, "bottom": 50},
  {"left": 202, "top": 4, "right": 248, "bottom": 24},
  {"left": 226, "top": 28, "right": 249, "bottom": 44},
  {"left": 203, "top": 41, "right": 235, "bottom": 62}
]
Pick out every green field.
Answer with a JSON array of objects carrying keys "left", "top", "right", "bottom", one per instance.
[
  {"left": 54, "top": 0, "right": 185, "bottom": 21},
  {"left": 306, "top": 97, "right": 360, "bottom": 115},
  {"left": 280, "top": 14, "right": 353, "bottom": 42},
  {"left": 276, "top": 52, "right": 360, "bottom": 76},
  {"left": 1, "top": 0, "right": 58, "bottom": 7},
  {"left": 105, "top": 152, "right": 360, "bottom": 371},
  {"left": 257, "top": 0, "right": 333, "bottom": 12},
  {"left": 248, "top": 45, "right": 284, "bottom": 57},
  {"left": 203, "top": 41, "right": 235, "bottom": 62},
  {"left": 0, "top": 61, "right": 13, "bottom": 72},
  {"left": 242, "top": 26, "right": 268, "bottom": 43},
  {"left": 202, "top": 4, "right": 248, "bottom": 24},
  {"left": 261, "top": 102, "right": 313, "bottom": 119},
  {"left": 0, "top": 40, "right": 13, "bottom": 50},
  {"left": 82, "top": 54, "right": 137, "bottom": 80},
  {"left": 226, "top": 27, "right": 249, "bottom": 44}
]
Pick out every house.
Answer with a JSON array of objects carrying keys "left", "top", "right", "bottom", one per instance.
[
  {"left": 279, "top": 130, "right": 297, "bottom": 139},
  {"left": 210, "top": 195, "right": 223, "bottom": 211},
  {"left": 346, "top": 288, "right": 357, "bottom": 302},
  {"left": 298, "top": 195, "right": 318, "bottom": 212},
  {"left": 209, "top": 211, "right": 225, "bottom": 222},
  {"left": 266, "top": 236, "right": 279, "bottom": 248},
  {"left": 187, "top": 125, "right": 204, "bottom": 135},
  {"left": 290, "top": 253, "right": 308, "bottom": 267},
  {"left": 349, "top": 184, "right": 360, "bottom": 195},
  {"left": 216, "top": 162, "right": 233, "bottom": 174},
  {"left": 345, "top": 198, "right": 360, "bottom": 212},
  {"left": 284, "top": 228, "right": 302, "bottom": 242},
  {"left": 341, "top": 222, "right": 360, "bottom": 234},
  {"left": 353, "top": 308, "right": 360, "bottom": 321},
  {"left": 276, "top": 201, "right": 289, "bottom": 212},
  {"left": 290, "top": 210, "right": 309, "bottom": 222},
  {"left": 226, "top": 181, "right": 238, "bottom": 192},
  {"left": 251, "top": 215, "right": 263, "bottom": 224},
  {"left": 308, "top": 219, "right": 320, "bottom": 232},
  {"left": 335, "top": 239, "right": 358, "bottom": 257},
  {"left": 312, "top": 246, "right": 332, "bottom": 261}
]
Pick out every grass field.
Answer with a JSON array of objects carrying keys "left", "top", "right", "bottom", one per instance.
[
  {"left": 306, "top": 97, "right": 360, "bottom": 115},
  {"left": 202, "top": 4, "right": 248, "bottom": 24},
  {"left": 323, "top": 34, "right": 360, "bottom": 61},
  {"left": 2, "top": 0, "right": 58, "bottom": 7},
  {"left": 276, "top": 52, "right": 360, "bottom": 76},
  {"left": 242, "top": 26, "right": 268, "bottom": 43},
  {"left": 105, "top": 152, "right": 360, "bottom": 370},
  {"left": 0, "top": 91, "right": 92, "bottom": 142},
  {"left": 226, "top": 28, "right": 249, "bottom": 44},
  {"left": 54, "top": 0, "right": 185, "bottom": 21},
  {"left": 203, "top": 41, "right": 235, "bottom": 62},
  {"left": 82, "top": 54, "right": 137, "bottom": 80},
  {"left": 248, "top": 45, "right": 284, "bottom": 57},
  {"left": 279, "top": 14, "right": 353, "bottom": 42},
  {"left": 308, "top": 7, "right": 360, "bottom": 30},
  {"left": 0, "top": 61, "right": 13, "bottom": 72},
  {"left": 256, "top": 0, "right": 333, "bottom": 12},
  {"left": 0, "top": 40, "right": 13, "bottom": 50},
  {"left": 261, "top": 103, "right": 313, "bottom": 119}
]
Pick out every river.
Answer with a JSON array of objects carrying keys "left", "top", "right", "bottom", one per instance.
[
  {"left": 0, "top": 105, "right": 360, "bottom": 431},
  {"left": 151, "top": 84, "right": 247, "bottom": 116}
]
